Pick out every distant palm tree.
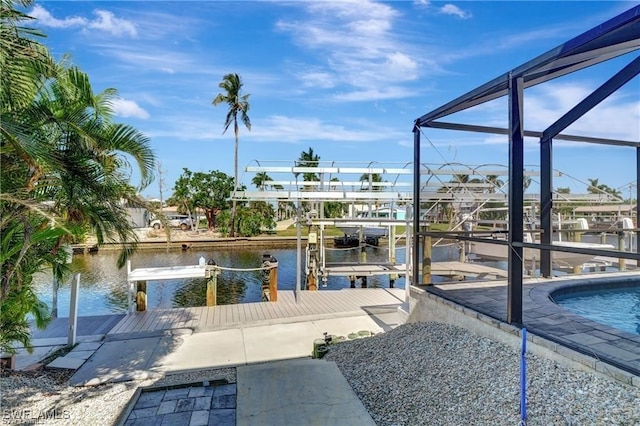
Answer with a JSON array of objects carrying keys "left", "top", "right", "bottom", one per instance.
[
  {"left": 359, "top": 173, "right": 384, "bottom": 191},
  {"left": 587, "top": 177, "right": 621, "bottom": 199},
  {"left": 485, "top": 175, "right": 504, "bottom": 194},
  {"left": 296, "top": 147, "right": 320, "bottom": 183},
  {"left": 212, "top": 73, "right": 251, "bottom": 237},
  {"left": 252, "top": 172, "right": 273, "bottom": 191},
  {"left": 295, "top": 147, "right": 320, "bottom": 212},
  {"left": 453, "top": 174, "right": 469, "bottom": 184}
]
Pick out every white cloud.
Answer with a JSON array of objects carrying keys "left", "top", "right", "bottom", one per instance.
[
  {"left": 333, "top": 87, "right": 419, "bottom": 102},
  {"left": 111, "top": 98, "right": 150, "bottom": 119},
  {"left": 87, "top": 10, "right": 137, "bottom": 37},
  {"left": 298, "top": 71, "right": 335, "bottom": 89},
  {"left": 524, "top": 82, "right": 639, "bottom": 142},
  {"left": 142, "top": 113, "right": 406, "bottom": 145},
  {"left": 250, "top": 115, "right": 405, "bottom": 144},
  {"left": 439, "top": 4, "right": 472, "bottom": 20},
  {"left": 30, "top": 5, "right": 86, "bottom": 28},
  {"left": 277, "top": 0, "right": 424, "bottom": 101},
  {"left": 455, "top": 82, "right": 639, "bottom": 144},
  {"left": 386, "top": 52, "right": 418, "bottom": 76},
  {"left": 30, "top": 5, "right": 137, "bottom": 37},
  {"left": 92, "top": 43, "right": 197, "bottom": 73}
]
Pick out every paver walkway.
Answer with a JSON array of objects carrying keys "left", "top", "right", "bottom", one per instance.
[{"left": 123, "top": 382, "right": 236, "bottom": 426}]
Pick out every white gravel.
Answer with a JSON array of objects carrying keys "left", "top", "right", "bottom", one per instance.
[
  {"left": 2, "top": 322, "right": 639, "bottom": 425},
  {"left": 325, "top": 322, "right": 640, "bottom": 425}
]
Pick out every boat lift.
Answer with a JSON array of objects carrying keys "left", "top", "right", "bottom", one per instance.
[
  {"left": 232, "top": 163, "right": 414, "bottom": 298},
  {"left": 309, "top": 217, "right": 407, "bottom": 289}
]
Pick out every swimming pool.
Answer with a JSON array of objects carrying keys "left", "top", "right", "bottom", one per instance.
[{"left": 553, "top": 284, "right": 640, "bottom": 336}]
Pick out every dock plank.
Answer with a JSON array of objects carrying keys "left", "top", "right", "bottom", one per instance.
[
  {"left": 245, "top": 302, "right": 258, "bottom": 323},
  {"left": 214, "top": 304, "right": 222, "bottom": 327},
  {"left": 136, "top": 309, "right": 159, "bottom": 332},
  {"left": 113, "top": 311, "right": 147, "bottom": 334},
  {"left": 203, "top": 306, "right": 214, "bottom": 328},
  {"left": 176, "top": 305, "right": 192, "bottom": 328}
]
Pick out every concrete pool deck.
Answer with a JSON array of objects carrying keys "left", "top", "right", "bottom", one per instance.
[{"left": 418, "top": 271, "right": 640, "bottom": 383}]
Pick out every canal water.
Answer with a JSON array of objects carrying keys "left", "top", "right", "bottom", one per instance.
[{"left": 33, "top": 243, "right": 459, "bottom": 317}]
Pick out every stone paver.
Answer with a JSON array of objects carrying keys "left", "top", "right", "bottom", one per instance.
[
  {"left": 209, "top": 409, "right": 235, "bottom": 426},
  {"left": 74, "top": 341, "right": 102, "bottom": 351},
  {"left": 64, "top": 350, "right": 95, "bottom": 360},
  {"left": 160, "top": 412, "right": 184, "bottom": 426},
  {"left": 163, "top": 387, "right": 190, "bottom": 400},
  {"left": 157, "top": 400, "right": 177, "bottom": 415},
  {"left": 175, "top": 398, "right": 196, "bottom": 412},
  {"left": 136, "top": 391, "right": 165, "bottom": 409},
  {"left": 190, "top": 410, "right": 209, "bottom": 426},
  {"left": 46, "top": 356, "right": 85, "bottom": 370}
]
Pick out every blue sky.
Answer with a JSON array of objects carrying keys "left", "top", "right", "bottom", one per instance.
[{"left": 28, "top": 1, "right": 639, "bottom": 199}]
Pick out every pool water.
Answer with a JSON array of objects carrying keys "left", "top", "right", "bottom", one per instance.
[{"left": 554, "top": 286, "right": 640, "bottom": 336}]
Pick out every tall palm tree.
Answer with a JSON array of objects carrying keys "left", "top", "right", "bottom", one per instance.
[{"left": 212, "top": 73, "right": 251, "bottom": 237}]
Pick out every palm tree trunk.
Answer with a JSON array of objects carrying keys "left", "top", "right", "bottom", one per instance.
[{"left": 231, "top": 131, "right": 239, "bottom": 237}]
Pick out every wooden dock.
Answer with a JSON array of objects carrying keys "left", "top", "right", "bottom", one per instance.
[
  {"left": 108, "top": 288, "right": 405, "bottom": 335},
  {"left": 30, "top": 289, "right": 405, "bottom": 340}
]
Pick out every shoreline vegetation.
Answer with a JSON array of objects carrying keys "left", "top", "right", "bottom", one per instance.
[{"left": 73, "top": 225, "right": 412, "bottom": 252}]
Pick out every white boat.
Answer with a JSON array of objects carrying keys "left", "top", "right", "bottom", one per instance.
[
  {"left": 468, "top": 235, "right": 615, "bottom": 268},
  {"left": 337, "top": 206, "right": 405, "bottom": 237}
]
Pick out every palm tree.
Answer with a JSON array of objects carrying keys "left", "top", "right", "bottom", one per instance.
[
  {"left": 252, "top": 172, "right": 273, "bottom": 191},
  {"left": 31, "top": 64, "right": 154, "bottom": 266},
  {"left": 296, "top": 147, "right": 320, "bottom": 183},
  {"left": 587, "top": 178, "right": 622, "bottom": 199},
  {"left": 359, "top": 173, "right": 384, "bottom": 191},
  {"left": 212, "top": 73, "right": 251, "bottom": 237},
  {"left": 295, "top": 147, "right": 320, "bottom": 212}
]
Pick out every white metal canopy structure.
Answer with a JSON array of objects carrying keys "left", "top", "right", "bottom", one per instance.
[
  {"left": 232, "top": 164, "right": 413, "bottom": 203},
  {"left": 413, "top": 5, "right": 640, "bottom": 325},
  {"left": 234, "top": 162, "right": 619, "bottom": 205}
]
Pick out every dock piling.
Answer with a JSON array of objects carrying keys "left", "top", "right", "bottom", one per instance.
[
  {"left": 68, "top": 274, "right": 80, "bottom": 346},
  {"left": 268, "top": 264, "right": 278, "bottom": 302},
  {"left": 422, "top": 225, "right": 432, "bottom": 285},
  {"left": 618, "top": 231, "right": 627, "bottom": 270},
  {"left": 206, "top": 270, "right": 218, "bottom": 306},
  {"left": 136, "top": 281, "right": 147, "bottom": 311}
]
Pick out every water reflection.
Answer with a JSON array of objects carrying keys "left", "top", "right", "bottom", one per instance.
[{"left": 32, "top": 243, "right": 458, "bottom": 317}]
